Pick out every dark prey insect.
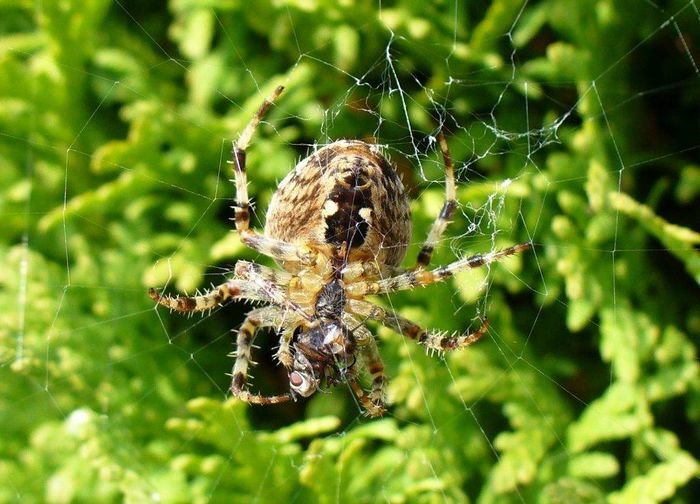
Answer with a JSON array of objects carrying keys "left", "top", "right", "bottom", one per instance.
[{"left": 148, "top": 86, "right": 531, "bottom": 417}]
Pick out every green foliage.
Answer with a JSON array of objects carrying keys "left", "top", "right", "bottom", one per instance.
[{"left": 1, "top": 0, "right": 699, "bottom": 502}]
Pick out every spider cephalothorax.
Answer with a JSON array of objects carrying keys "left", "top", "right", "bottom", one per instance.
[{"left": 149, "top": 86, "right": 530, "bottom": 417}]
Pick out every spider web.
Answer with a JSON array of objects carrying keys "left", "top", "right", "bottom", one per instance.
[{"left": 3, "top": 0, "right": 700, "bottom": 502}]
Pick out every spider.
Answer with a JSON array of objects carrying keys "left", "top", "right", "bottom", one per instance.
[{"left": 149, "top": 86, "right": 530, "bottom": 417}]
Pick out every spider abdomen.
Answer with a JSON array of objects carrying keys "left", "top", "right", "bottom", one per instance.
[{"left": 265, "top": 140, "right": 411, "bottom": 267}]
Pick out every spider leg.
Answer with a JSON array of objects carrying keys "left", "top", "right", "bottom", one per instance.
[
  {"left": 415, "top": 132, "right": 457, "bottom": 269},
  {"left": 234, "top": 261, "right": 313, "bottom": 322},
  {"left": 150, "top": 268, "right": 312, "bottom": 322},
  {"left": 340, "top": 260, "right": 405, "bottom": 284},
  {"left": 341, "top": 313, "right": 373, "bottom": 346},
  {"left": 230, "top": 306, "right": 294, "bottom": 405},
  {"left": 234, "top": 260, "right": 293, "bottom": 287},
  {"left": 148, "top": 280, "right": 267, "bottom": 313},
  {"left": 275, "top": 328, "right": 294, "bottom": 369},
  {"left": 229, "top": 86, "right": 317, "bottom": 265},
  {"left": 338, "top": 313, "right": 386, "bottom": 416},
  {"left": 359, "top": 333, "right": 387, "bottom": 412},
  {"left": 347, "top": 242, "right": 531, "bottom": 297},
  {"left": 238, "top": 233, "right": 317, "bottom": 265},
  {"left": 232, "top": 262, "right": 306, "bottom": 368},
  {"left": 347, "top": 299, "right": 489, "bottom": 352},
  {"left": 349, "top": 379, "right": 386, "bottom": 418},
  {"left": 231, "top": 85, "right": 283, "bottom": 234}
]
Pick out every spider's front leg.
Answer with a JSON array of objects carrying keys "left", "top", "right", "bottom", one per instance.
[
  {"left": 275, "top": 328, "right": 294, "bottom": 369},
  {"left": 230, "top": 306, "right": 294, "bottom": 405},
  {"left": 359, "top": 334, "right": 388, "bottom": 415},
  {"left": 349, "top": 379, "right": 386, "bottom": 418},
  {"left": 347, "top": 299, "right": 490, "bottom": 352},
  {"left": 231, "top": 85, "right": 283, "bottom": 234},
  {"left": 148, "top": 270, "right": 307, "bottom": 319},
  {"left": 148, "top": 280, "right": 264, "bottom": 313},
  {"left": 340, "top": 313, "right": 387, "bottom": 417},
  {"left": 233, "top": 260, "right": 312, "bottom": 322},
  {"left": 230, "top": 86, "right": 317, "bottom": 266}
]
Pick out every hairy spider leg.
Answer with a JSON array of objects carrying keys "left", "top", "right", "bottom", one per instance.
[
  {"left": 358, "top": 334, "right": 387, "bottom": 410},
  {"left": 274, "top": 327, "right": 295, "bottom": 369},
  {"left": 347, "top": 242, "right": 532, "bottom": 297},
  {"left": 338, "top": 313, "right": 387, "bottom": 415},
  {"left": 233, "top": 260, "right": 312, "bottom": 322},
  {"left": 234, "top": 260, "right": 293, "bottom": 286},
  {"left": 349, "top": 380, "right": 386, "bottom": 418},
  {"left": 149, "top": 269, "right": 312, "bottom": 323},
  {"left": 231, "top": 85, "right": 283, "bottom": 233},
  {"left": 148, "top": 280, "right": 267, "bottom": 313},
  {"left": 229, "top": 85, "right": 317, "bottom": 265},
  {"left": 415, "top": 132, "right": 458, "bottom": 269},
  {"left": 340, "top": 260, "right": 404, "bottom": 284},
  {"left": 233, "top": 260, "right": 309, "bottom": 368},
  {"left": 347, "top": 299, "right": 489, "bottom": 352},
  {"left": 230, "top": 307, "right": 293, "bottom": 405}
]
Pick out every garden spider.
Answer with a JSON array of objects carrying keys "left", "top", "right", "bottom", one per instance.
[{"left": 149, "top": 86, "right": 530, "bottom": 417}]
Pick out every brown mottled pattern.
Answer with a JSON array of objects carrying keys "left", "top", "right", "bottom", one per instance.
[{"left": 265, "top": 140, "right": 411, "bottom": 267}]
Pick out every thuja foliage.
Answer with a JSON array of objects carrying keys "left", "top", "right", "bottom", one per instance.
[{"left": 1, "top": 0, "right": 699, "bottom": 502}]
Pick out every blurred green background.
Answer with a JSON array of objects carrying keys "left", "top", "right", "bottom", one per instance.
[{"left": 1, "top": 0, "right": 700, "bottom": 502}]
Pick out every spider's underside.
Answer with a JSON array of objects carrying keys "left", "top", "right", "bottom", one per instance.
[{"left": 149, "top": 86, "right": 530, "bottom": 417}]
